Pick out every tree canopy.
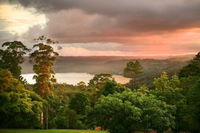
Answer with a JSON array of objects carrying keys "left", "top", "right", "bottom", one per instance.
[
  {"left": 91, "top": 91, "right": 175, "bottom": 133},
  {"left": 0, "top": 69, "right": 44, "bottom": 128},
  {"left": 30, "top": 40, "right": 58, "bottom": 98},
  {"left": 179, "top": 52, "right": 200, "bottom": 78},
  {"left": 0, "top": 41, "right": 29, "bottom": 79},
  {"left": 29, "top": 36, "right": 59, "bottom": 129},
  {"left": 124, "top": 60, "right": 142, "bottom": 78}
]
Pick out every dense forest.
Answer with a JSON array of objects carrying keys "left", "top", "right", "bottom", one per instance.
[{"left": 0, "top": 39, "right": 200, "bottom": 133}]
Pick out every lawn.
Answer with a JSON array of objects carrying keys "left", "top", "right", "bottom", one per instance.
[{"left": 0, "top": 129, "right": 107, "bottom": 133}]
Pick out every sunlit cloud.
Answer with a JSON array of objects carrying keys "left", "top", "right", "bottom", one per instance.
[{"left": 0, "top": 4, "right": 47, "bottom": 35}]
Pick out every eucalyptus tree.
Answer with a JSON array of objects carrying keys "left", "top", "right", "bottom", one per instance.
[{"left": 30, "top": 36, "right": 58, "bottom": 129}]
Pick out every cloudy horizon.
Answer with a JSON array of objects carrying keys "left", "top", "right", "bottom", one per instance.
[{"left": 0, "top": 0, "right": 200, "bottom": 56}]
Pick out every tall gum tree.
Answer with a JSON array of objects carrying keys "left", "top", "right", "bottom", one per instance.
[{"left": 30, "top": 36, "right": 59, "bottom": 129}]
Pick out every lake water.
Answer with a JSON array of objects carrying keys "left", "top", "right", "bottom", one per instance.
[{"left": 22, "top": 73, "right": 131, "bottom": 85}]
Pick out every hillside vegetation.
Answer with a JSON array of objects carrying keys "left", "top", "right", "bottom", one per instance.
[
  {"left": 1, "top": 40, "right": 199, "bottom": 133},
  {"left": 22, "top": 56, "right": 192, "bottom": 75}
]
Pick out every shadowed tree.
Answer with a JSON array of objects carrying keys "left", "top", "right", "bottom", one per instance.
[
  {"left": 77, "top": 81, "right": 87, "bottom": 91},
  {"left": 0, "top": 41, "right": 29, "bottom": 80},
  {"left": 89, "top": 73, "right": 115, "bottom": 103},
  {"left": 0, "top": 69, "right": 44, "bottom": 128},
  {"left": 124, "top": 60, "right": 143, "bottom": 88},
  {"left": 30, "top": 36, "right": 58, "bottom": 129},
  {"left": 179, "top": 52, "right": 200, "bottom": 78},
  {"left": 89, "top": 73, "right": 114, "bottom": 90},
  {"left": 101, "top": 80, "right": 129, "bottom": 96},
  {"left": 69, "top": 93, "right": 90, "bottom": 115},
  {"left": 124, "top": 60, "right": 143, "bottom": 78},
  {"left": 178, "top": 52, "right": 200, "bottom": 132},
  {"left": 185, "top": 78, "right": 200, "bottom": 132}
]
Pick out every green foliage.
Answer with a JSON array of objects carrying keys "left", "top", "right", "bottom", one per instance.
[
  {"left": 30, "top": 38, "right": 58, "bottom": 98},
  {"left": 178, "top": 52, "right": 200, "bottom": 132},
  {"left": 0, "top": 38, "right": 199, "bottom": 133},
  {"left": 0, "top": 129, "right": 107, "bottom": 133},
  {"left": 90, "top": 91, "right": 175, "bottom": 133},
  {"left": 152, "top": 72, "right": 188, "bottom": 132},
  {"left": 186, "top": 78, "right": 200, "bottom": 132},
  {"left": 52, "top": 107, "right": 82, "bottom": 129},
  {"left": 180, "top": 76, "right": 200, "bottom": 132},
  {"left": 30, "top": 37, "right": 59, "bottom": 129},
  {"left": 0, "top": 41, "right": 29, "bottom": 79},
  {"left": 46, "top": 86, "right": 89, "bottom": 129},
  {"left": 124, "top": 60, "right": 142, "bottom": 78},
  {"left": 69, "top": 93, "right": 90, "bottom": 115},
  {"left": 0, "top": 69, "right": 14, "bottom": 90},
  {"left": 88, "top": 73, "right": 115, "bottom": 104},
  {"left": 0, "top": 69, "right": 44, "bottom": 128},
  {"left": 89, "top": 73, "right": 114, "bottom": 90},
  {"left": 153, "top": 72, "right": 180, "bottom": 91},
  {"left": 77, "top": 81, "right": 88, "bottom": 91},
  {"left": 101, "top": 81, "right": 129, "bottom": 96},
  {"left": 179, "top": 52, "right": 200, "bottom": 78},
  {"left": 45, "top": 87, "right": 68, "bottom": 129}
]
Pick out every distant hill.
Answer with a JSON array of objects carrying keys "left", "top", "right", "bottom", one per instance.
[{"left": 22, "top": 55, "right": 193, "bottom": 77}]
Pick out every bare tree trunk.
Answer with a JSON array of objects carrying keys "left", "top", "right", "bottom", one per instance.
[
  {"left": 46, "top": 107, "right": 48, "bottom": 129},
  {"left": 43, "top": 106, "right": 48, "bottom": 129},
  {"left": 40, "top": 112, "right": 44, "bottom": 128}
]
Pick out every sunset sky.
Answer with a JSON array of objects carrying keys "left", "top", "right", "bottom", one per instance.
[{"left": 0, "top": 0, "right": 200, "bottom": 56}]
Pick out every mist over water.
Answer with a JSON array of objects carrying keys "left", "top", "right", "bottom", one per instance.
[{"left": 22, "top": 73, "right": 131, "bottom": 85}]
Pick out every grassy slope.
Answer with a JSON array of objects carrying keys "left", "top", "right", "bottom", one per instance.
[{"left": 0, "top": 129, "right": 107, "bottom": 133}]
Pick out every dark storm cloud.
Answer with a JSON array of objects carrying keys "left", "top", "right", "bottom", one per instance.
[
  {"left": 1, "top": 0, "right": 200, "bottom": 56},
  {"left": 2, "top": 0, "right": 200, "bottom": 33}
]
